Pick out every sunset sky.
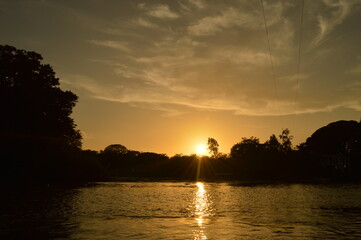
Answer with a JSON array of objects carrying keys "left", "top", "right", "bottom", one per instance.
[{"left": 1, "top": 0, "right": 361, "bottom": 155}]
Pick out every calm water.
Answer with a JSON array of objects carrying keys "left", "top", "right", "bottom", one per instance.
[{"left": 1, "top": 182, "right": 361, "bottom": 239}]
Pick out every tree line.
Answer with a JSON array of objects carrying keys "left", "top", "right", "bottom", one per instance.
[
  {"left": 95, "top": 120, "right": 361, "bottom": 182},
  {"left": 1, "top": 45, "right": 361, "bottom": 183}
]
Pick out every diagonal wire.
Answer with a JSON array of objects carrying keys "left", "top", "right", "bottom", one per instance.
[
  {"left": 292, "top": 0, "right": 305, "bottom": 136},
  {"left": 294, "top": 0, "right": 304, "bottom": 114},
  {"left": 260, "top": 0, "right": 279, "bottom": 114}
]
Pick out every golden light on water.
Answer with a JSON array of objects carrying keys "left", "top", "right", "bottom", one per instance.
[
  {"left": 193, "top": 182, "right": 212, "bottom": 240},
  {"left": 195, "top": 182, "right": 206, "bottom": 222}
]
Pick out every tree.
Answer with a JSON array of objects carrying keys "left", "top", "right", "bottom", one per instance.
[
  {"left": 301, "top": 120, "right": 361, "bottom": 178},
  {"left": 279, "top": 128, "right": 293, "bottom": 152},
  {"left": 265, "top": 134, "right": 281, "bottom": 151},
  {"left": 230, "top": 137, "right": 260, "bottom": 160},
  {"left": 104, "top": 144, "right": 128, "bottom": 154},
  {"left": 0, "top": 45, "right": 82, "bottom": 151},
  {"left": 207, "top": 137, "right": 219, "bottom": 158},
  {"left": 304, "top": 120, "right": 361, "bottom": 156}
]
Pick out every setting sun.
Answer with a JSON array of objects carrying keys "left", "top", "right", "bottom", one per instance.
[{"left": 196, "top": 144, "right": 207, "bottom": 155}]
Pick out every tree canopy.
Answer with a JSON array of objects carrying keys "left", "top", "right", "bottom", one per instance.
[
  {"left": 230, "top": 136, "right": 260, "bottom": 160},
  {"left": 279, "top": 128, "right": 293, "bottom": 152},
  {"left": 303, "top": 120, "right": 361, "bottom": 156},
  {"left": 104, "top": 144, "right": 128, "bottom": 154},
  {"left": 207, "top": 137, "right": 219, "bottom": 158},
  {"left": 0, "top": 45, "right": 81, "bottom": 151}
]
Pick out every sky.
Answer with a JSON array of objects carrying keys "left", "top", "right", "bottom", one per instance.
[{"left": 1, "top": 0, "right": 361, "bottom": 156}]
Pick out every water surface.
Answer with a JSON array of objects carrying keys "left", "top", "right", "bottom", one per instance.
[{"left": 1, "top": 182, "right": 361, "bottom": 239}]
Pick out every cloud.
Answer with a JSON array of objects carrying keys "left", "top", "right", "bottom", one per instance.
[
  {"left": 188, "top": 0, "right": 205, "bottom": 9},
  {"left": 188, "top": 1, "right": 288, "bottom": 36},
  {"left": 128, "top": 102, "right": 185, "bottom": 117},
  {"left": 61, "top": 75, "right": 109, "bottom": 98},
  {"left": 142, "top": 3, "right": 180, "bottom": 19},
  {"left": 177, "top": 1, "right": 191, "bottom": 13},
  {"left": 133, "top": 17, "right": 159, "bottom": 29},
  {"left": 61, "top": 52, "right": 361, "bottom": 118},
  {"left": 63, "top": 73, "right": 360, "bottom": 117},
  {"left": 188, "top": 7, "right": 259, "bottom": 36},
  {"left": 89, "top": 40, "right": 133, "bottom": 53},
  {"left": 212, "top": 48, "right": 269, "bottom": 66},
  {"left": 312, "top": 0, "right": 356, "bottom": 47},
  {"left": 51, "top": 1, "right": 361, "bottom": 118}
]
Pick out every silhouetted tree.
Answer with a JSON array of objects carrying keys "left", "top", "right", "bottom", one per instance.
[
  {"left": 0, "top": 45, "right": 84, "bottom": 181},
  {"left": 265, "top": 134, "right": 282, "bottom": 151},
  {"left": 296, "top": 142, "right": 307, "bottom": 151},
  {"left": 279, "top": 128, "right": 293, "bottom": 152},
  {"left": 302, "top": 120, "right": 361, "bottom": 178},
  {"left": 207, "top": 137, "right": 219, "bottom": 158},
  {"left": 230, "top": 137, "right": 260, "bottom": 160},
  {"left": 104, "top": 144, "right": 128, "bottom": 154},
  {"left": 0, "top": 45, "right": 81, "bottom": 151},
  {"left": 304, "top": 121, "right": 361, "bottom": 156},
  {"left": 230, "top": 137, "right": 267, "bottom": 179}
]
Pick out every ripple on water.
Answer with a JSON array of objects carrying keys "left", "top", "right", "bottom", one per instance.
[{"left": 2, "top": 182, "right": 361, "bottom": 239}]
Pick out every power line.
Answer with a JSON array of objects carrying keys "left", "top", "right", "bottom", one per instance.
[
  {"left": 260, "top": 0, "right": 278, "bottom": 105},
  {"left": 261, "top": 0, "right": 305, "bottom": 136},
  {"left": 293, "top": 0, "right": 305, "bottom": 128}
]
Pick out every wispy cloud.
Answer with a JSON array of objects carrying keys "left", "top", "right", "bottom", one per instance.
[
  {"left": 89, "top": 40, "right": 134, "bottom": 53},
  {"left": 44, "top": 0, "right": 361, "bottom": 117},
  {"left": 188, "top": 7, "right": 260, "bottom": 36},
  {"left": 188, "top": 0, "right": 205, "bottom": 9},
  {"left": 63, "top": 73, "right": 360, "bottom": 117},
  {"left": 132, "top": 17, "right": 159, "bottom": 29},
  {"left": 312, "top": 0, "right": 356, "bottom": 47},
  {"left": 188, "top": 1, "right": 288, "bottom": 37},
  {"left": 141, "top": 3, "right": 180, "bottom": 19},
  {"left": 61, "top": 75, "right": 108, "bottom": 97},
  {"left": 128, "top": 102, "right": 185, "bottom": 117},
  {"left": 211, "top": 48, "right": 269, "bottom": 66}
]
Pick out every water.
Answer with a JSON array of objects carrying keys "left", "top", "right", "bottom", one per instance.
[{"left": 1, "top": 182, "right": 361, "bottom": 239}]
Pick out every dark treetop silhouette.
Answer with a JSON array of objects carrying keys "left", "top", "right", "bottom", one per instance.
[
  {"left": 0, "top": 45, "right": 94, "bottom": 182},
  {"left": 0, "top": 45, "right": 81, "bottom": 150}
]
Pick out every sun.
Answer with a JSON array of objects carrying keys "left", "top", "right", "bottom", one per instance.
[{"left": 196, "top": 144, "right": 207, "bottom": 155}]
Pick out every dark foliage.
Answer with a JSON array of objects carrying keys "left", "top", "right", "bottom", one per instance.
[
  {"left": 207, "top": 137, "right": 219, "bottom": 158},
  {"left": 0, "top": 45, "right": 81, "bottom": 151},
  {"left": 303, "top": 120, "right": 361, "bottom": 156},
  {"left": 0, "top": 45, "right": 107, "bottom": 182},
  {"left": 76, "top": 121, "right": 361, "bottom": 182},
  {"left": 299, "top": 120, "right": 361, "bottom": 179}
]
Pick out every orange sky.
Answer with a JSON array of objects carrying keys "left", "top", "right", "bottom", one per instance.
[{"left": 1, "top": 0, "right": 361, "bottom": 155}]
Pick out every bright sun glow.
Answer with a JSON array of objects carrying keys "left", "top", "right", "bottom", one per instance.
[{"left": 196, "top": 144, "right": 207, "bottom": 155}]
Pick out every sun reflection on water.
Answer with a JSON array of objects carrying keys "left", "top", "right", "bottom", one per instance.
[{"left": 193, "top": 182, "right": 212, "bottom": 240}]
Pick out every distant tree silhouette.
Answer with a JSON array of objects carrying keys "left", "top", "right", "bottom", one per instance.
[
  {"left": 0, "top": 45, "right": 81, "bottom": 151},
  {"left": 104, "top": 144, "right": 128, "bottom": 154},
  {"left": 302, "top": 120, "right": 361, "bottom": 176},
  {"left": 279, "top": 128, "right": 293, "bottom": 152},
  {"left": 265, "top": 134, "right": 282, "bottom": 152},
  {"left": 230, "top": 137, "right": 260, "bottom": 160},
  {"left": 207, "top": 137, "right": 219, "bottom": 158},
  {"left": 304, "top": 121, "right": 361, "bottom": 156}
]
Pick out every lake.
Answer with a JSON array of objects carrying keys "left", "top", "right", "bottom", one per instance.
[{"left": 1, "top": 182, "right": 361, "bottom": 239}]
